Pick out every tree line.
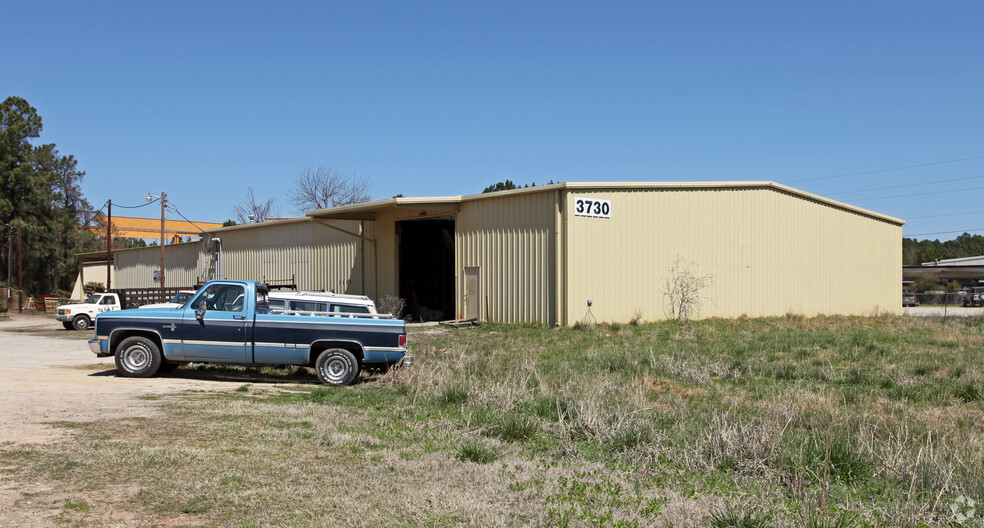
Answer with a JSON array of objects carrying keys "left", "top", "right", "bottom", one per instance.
[
  {"left": 1, "top": 96, "right": 100, "bottom": 297},
  {"left": 903, "top": 233, "right": 984, "bottom": 266}
]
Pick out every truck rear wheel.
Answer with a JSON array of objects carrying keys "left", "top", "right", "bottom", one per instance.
[
  {"left": 315, "top": 348, "right": 360, "bottom": 386},
  {"left": 72, "top": 315, "right": 91, "bottom": 331},
  {"left": 115, "top": 336, "right": 162, "bottom": 378}
]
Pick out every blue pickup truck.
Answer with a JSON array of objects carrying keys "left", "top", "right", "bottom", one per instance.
[{"left": 88, "top": 280, "right": 411, "bottom": 386}]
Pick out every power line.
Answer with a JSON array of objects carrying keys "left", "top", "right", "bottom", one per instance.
[
  {"left": 827, "top": 175, "right": 984, "bottom": 197},
  {"left": 113, "top": 198, "right": 159, "bottom": 209},
  {"left": 783, "top": 155, "right": 984, "bottom": 184},
  {"left": 848, "top": 185, "right": 984, "bottom": 202},
  {"left": 166, "top": 203, "right": 213, "bottom": 235},
  {"left": 906, "top": 210, "right": 984, "bottom": 220},
  {"left": 905, "top": 228, "right": 984, "bottom": 237}
]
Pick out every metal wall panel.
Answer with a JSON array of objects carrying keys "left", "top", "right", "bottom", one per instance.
[
  {"left": 562, "top": 187, "right": 902, "bottom": 323},
  {"left": 109, "top": 218, "right": 378, "bottom": 296},
  {"left": 311, "top": 219, "right": 376, "bottom": 295},
  {"left": 456, "top": 192, "right": 556, "bottom": 323},
  {"left": 113, "top": 242, "right": 202, "bottom": 289},
  {"left": 217, "top": 220, "right": 314, "bottom": 288}
]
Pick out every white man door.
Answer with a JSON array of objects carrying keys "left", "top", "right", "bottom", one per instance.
[{"left": 464, "top": 267, "right": 479, "bottom": 320}]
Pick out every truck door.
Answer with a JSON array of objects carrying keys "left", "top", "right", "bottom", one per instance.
[
  {"left": 98, "top": 295, "right": 117, "bottom": 313},
  {"left": 180, "top": 283, "right": 249, "bottom": 362}
]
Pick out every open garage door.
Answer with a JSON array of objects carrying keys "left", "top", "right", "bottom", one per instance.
[{"left": 397, "top": 217, "right": 455, "bottom": 322}]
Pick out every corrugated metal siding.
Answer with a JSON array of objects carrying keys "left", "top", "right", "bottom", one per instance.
[
  {"left": 110, "top": 219, "right": 378, "bottom": 296},
  {"left": 563, "top": 187, "right": 901, "bottom": 323},
  {"left": 311, "top": 219, "right": 375, "bottom": 295},
  {"left": 113, "top": 242, "right": 202, "bottom": 289},
  {"left": 457, "top": 192, "right": 556, "bottom": 323},
  {"left": 217, "top": 221, "right": 314, "bottom": 288}
]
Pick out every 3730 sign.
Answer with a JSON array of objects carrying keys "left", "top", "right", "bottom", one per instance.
[{"left": 573, "top": 197, "right": 611, "bottom": 218}]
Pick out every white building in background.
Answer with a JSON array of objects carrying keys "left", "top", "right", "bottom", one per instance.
[{"left": 922, "top": 255, "right": 984, "bottom": 266}]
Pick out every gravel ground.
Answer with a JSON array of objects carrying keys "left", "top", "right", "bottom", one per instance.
[
  {"left": 0, "top": 313, "right": 239, "bottom": 528},
  {"left": 0, "top": 313, "right": 234, "bottom": 446}
]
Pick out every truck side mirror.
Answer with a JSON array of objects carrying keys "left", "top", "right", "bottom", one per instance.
[{"left": 195, "top": 306, "right": 206, "bottom": 321}]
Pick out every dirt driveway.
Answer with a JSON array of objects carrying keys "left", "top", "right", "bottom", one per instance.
[{"left": 0, "top": 313, "right": 238, "bottom": 445}]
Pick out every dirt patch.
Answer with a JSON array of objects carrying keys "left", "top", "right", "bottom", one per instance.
[
  {"left": 0, "top": 314, "right": 250, "bottom": 528},
  {"left": 0, "top": 313, "right": 237, "bottom": 446}
]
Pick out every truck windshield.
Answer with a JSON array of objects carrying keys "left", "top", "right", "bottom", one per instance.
[
  {"left": 86, "top": 294, "right": 102, "bottom": 304},
  {"left": 171, "top": 292, "right": 193, "bottom": 304}
]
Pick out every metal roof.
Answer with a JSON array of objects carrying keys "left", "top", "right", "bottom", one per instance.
[
  {"left": 921, "top": 255, "right": 984, "bottom": 266},
  {"left": 305, "top": 181, "right": 904, "bottom": 225}
]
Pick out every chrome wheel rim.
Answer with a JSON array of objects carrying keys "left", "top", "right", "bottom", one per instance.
[
  {"left": 321, "top": 356, "right": 349, "bottom": 383},
  {"left": 122, "top": 345, "right": 150, "bottom": 371}
]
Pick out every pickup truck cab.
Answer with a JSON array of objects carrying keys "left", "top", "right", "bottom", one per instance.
[
  {"left": 87, "top": 280, "right": 411, "bottom": 385},
  {"left": 56, "top": 293, "right": 122, "bottom": 330}
]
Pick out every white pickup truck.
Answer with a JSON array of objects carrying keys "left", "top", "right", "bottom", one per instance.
[{"left": 55, "top": 293, "right": 122, "bottom": 330}]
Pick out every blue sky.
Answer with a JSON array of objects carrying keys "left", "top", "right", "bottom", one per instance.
[{"left": 5, "top": 1, "right": 983, "bottom": 240}]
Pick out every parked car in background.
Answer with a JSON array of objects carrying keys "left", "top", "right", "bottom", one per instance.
[
  {"left": 138, "top": 290, "right": 197, "bottom": 310},
  {"left": 902, "top": 291, "right": 919, "bottom": 307},
  {"left": 268, "top": 290, "right": 379, "bottom": 316},
  {"left": 55, "top": 293, "right": 122, "bottom": 330},
  {"left": 962, "top": 287, "right": 984, "bottom": 307}
]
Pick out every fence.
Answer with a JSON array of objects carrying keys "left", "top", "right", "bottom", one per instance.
[
  {"left": 109, "top": 287, "right": 192, "bottom": 308},
  {"left": 910, "top": 291, "right": 975, "bottom": 306}
]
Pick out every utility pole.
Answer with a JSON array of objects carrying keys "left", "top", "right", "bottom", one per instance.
[
  {"left": 17, "top": 221, "right": 23, "bottom": 313},
  {"left": 147, "top": 192, "right": 167, "bottom": 298},
  {"left": 160, "top": 192, "right": 166, "bottom": 293},
  {"left": 6, "top": 223, "right": 11, "bottom": 309},
  {"left": 106, "top": 200, "right": 112, "bottom": 291}
]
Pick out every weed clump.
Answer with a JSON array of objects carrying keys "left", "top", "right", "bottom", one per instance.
[{"left": 455, "top": 440, "right": 501, "bottom": 464}]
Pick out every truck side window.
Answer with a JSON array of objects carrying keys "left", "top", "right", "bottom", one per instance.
[
  {"left": 100, "top": 296, "right": 115, "bottom": 305},
  {"left": 332, "top": 304, "right": 369, "bottom": 314},
  {"left": 196, "top": 284, "right": 246, "bottom": 312}
]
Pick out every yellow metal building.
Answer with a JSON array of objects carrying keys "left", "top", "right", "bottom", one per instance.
[{"left": 95, "top": 182, "right": 903, "bottom": 324}]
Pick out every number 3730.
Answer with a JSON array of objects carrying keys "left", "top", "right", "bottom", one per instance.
[{"left": 573, "top": 197, "right": 611, "bottom": 218}]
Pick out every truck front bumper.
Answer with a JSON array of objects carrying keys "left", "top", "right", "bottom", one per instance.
[{"left": 88, "top": 338, "right": 111, "bottom": 357}]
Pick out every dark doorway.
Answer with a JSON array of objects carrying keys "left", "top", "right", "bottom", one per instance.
[{"left": 397, "top": 217, "right": 455, "bottom": 322}]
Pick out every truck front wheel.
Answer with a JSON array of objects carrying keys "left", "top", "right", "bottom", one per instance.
[
  {"left": 72, "top": 315, "right": 91, "bottom": 331},
  {"left": 62, "top": 321, "right": 74, "bottom": 330},
  {"left": 115, "top": 336, "right": 162, "bottom": 378},
  {"left": 315, "top": 348, "right": 360, "bottom": 386}
]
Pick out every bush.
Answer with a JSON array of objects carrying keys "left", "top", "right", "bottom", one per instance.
[
  {"left": 83, "top": 282, "right": 105, "bottom": 296},
  {"left": 376, "top": 295, "right": 406, "bottom": 318}
]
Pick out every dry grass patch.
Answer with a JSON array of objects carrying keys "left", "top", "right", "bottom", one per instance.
[{"left": 3, "top": 315, "right": 984, "bottom": 527}]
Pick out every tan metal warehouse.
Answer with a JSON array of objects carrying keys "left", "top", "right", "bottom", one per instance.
[{"left": 94, "top": 182, "right": 903, "bottom": 324}]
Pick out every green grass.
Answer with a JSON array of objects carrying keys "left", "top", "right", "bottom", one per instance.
[{"left": 4, "top": 315, "right": 984, "bottom": 527}]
